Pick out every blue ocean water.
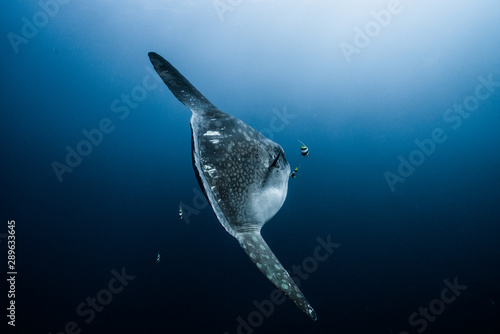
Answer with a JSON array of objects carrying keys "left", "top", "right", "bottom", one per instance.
[{"left": 2, "top": 1, "right": 500, "bottom": 333}]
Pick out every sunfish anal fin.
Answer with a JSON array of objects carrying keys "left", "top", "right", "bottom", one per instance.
[{"left": 236, "top": 231, "right": 317, "bottom": 321}]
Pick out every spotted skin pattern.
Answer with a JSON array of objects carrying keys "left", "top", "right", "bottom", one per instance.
[
  {"left": 237, "top": 231, "right": 317, "bottom": 320},
  {"left": 149, "top": 52, "right": 316, "bottom": 320}
]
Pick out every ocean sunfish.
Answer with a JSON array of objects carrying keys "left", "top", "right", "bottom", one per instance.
[{"left": 148, "top": 52, "right": 317, "bottom": 320}]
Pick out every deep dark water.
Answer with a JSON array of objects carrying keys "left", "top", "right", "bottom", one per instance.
[{"left": 2, "top": 1, "right": 500, "bottom": 334}]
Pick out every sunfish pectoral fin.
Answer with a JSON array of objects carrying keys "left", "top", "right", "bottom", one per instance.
[
  {"left": 236, "top": 231, "right": 317, "bottom": 321},
  {"left": 148, "top": 52, "right": 218, "bottom": 115}
]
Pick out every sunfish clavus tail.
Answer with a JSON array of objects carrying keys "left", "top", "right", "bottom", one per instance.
[{"left": 148, "top": 52, "right": 317, "bottom": 320}]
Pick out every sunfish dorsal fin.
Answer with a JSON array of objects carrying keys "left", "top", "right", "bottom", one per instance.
[
  {"left": 148, "top": 52, "right": 218, "bottom": 115},
  {"left": 236, "top": 231, "right": 317, "bottom": 320}
]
